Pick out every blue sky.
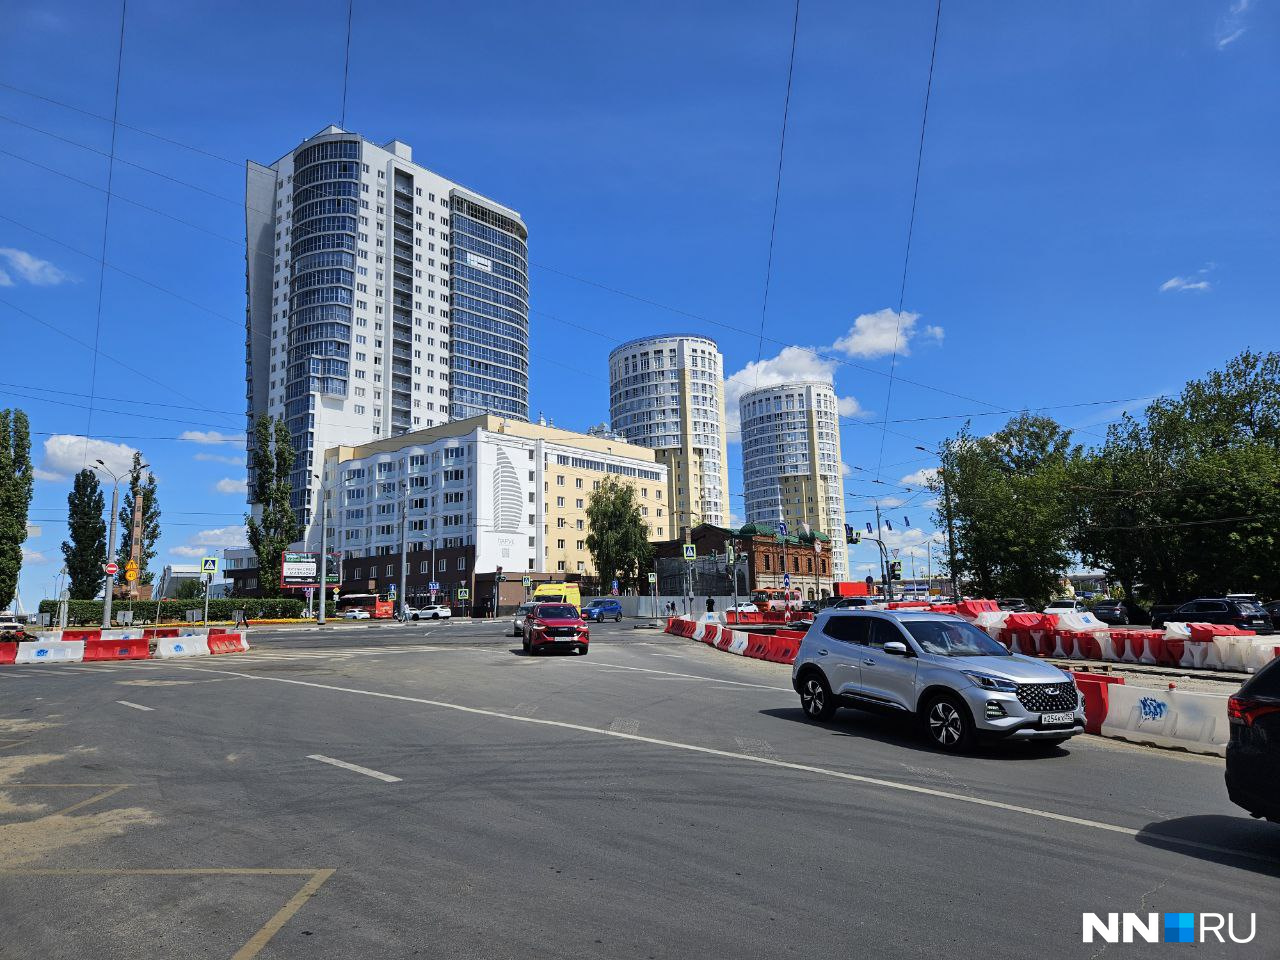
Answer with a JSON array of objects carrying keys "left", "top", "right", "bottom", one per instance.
[{"left": 1, "top": 0, "right": 1275, "bottom": 604}]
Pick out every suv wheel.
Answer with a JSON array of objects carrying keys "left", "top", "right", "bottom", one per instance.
[
  {"left": 615, "top": 613, "right": 623, "bottom": 622},
  {"left": 923, "top": 694, "right": 975, "bottom": 752},
  {"left": 799, "top": 672, "right": 837, "bottom": 721}
]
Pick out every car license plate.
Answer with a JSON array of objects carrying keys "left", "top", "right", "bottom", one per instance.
[
  {"left": 554, "top": 636, "right": 574, "bottom": 642},
  {"left": 1041, "top": 712, "right": 1074, "bottom": 726}
]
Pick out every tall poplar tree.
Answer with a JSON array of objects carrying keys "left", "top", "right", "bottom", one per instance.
[
  {"left": 246, "top": 415, "right": 299, "bottom": 598},
  {"left": 62, "top": 469, "right": 107, "bottom": 600},
  {"left": 0, "top": 408, "right": 34, "bottom": 610}
]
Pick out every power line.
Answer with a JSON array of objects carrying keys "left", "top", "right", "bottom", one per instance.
[
  {"left": 340, "top": 0, "right": 355, "bottom": 127},
  {"left": 0, "top": 381, "right": 241, "bottom": 417},
  {"left": 83, "top": 0, "right": 129, "bottom": 468},
  {"left": 875, "top": 0, "right": 943, "bottom": 482},
  {"left": 752, "top": 0, "right": 801, "bottom": 381}
]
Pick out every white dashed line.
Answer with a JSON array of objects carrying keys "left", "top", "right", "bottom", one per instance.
[
  {"left": 306, "top": 754, "right": 402, "bottom": 783},
  {"left": 115, "top": 700, "right": 155, "bottom": 711}
]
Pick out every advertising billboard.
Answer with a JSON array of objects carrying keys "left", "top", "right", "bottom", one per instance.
[{"left": 280, "top": 551, "right": 342, "bottom": 589}]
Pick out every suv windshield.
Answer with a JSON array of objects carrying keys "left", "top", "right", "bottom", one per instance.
[
  {"left": 538, "top": 605, "right": 578, "bottom": 620},
  {"left": 903, "top": 620, "right": 1012, "bottom": 657}
]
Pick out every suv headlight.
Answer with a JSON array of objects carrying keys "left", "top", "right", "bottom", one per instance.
[{"left": 962, "top": 670, "right": 1018, "bottom": 693}]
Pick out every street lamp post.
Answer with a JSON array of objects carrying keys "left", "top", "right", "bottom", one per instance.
[
  {"left": 916, "top": 444, "right": 961, "bottom": 603},
  {"left": 92, "top": 459, "right": 145, "bottom": 629},
  {"left": 398, "top": 457, "right": 409, "bottom": 620}
]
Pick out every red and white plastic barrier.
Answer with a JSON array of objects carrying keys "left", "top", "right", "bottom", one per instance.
[{"left": 1, "top": 628, "right": 249, "bottom": 667}]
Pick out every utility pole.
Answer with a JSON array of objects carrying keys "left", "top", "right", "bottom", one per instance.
[
  {"left": 317, "top": 471, "right": 328, "bottom": 626},
  {"left": 397, "top": 459, "right": 409, "bottom": 620},
  {"left": 940, "top": 452, "right": 960, "bottom": 603},
  {"left": 94, "top": 460, "right": 127, "bottom": 629},
  {"left": 874, "top": 502, "right": 889, "bottom": 600}
]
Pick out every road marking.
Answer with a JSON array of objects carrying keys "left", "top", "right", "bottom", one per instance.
[
  {"left": 650, "top": 653, "right": 685, "bottom": 659},
  {"left": 177, "top": 664, "right": 1276, "bottom": 867},
  {"left": 115, "top": 700, "right": 154, "bottom": 711},
  {"left": 306, "top": 754, "right": 402, "bottom": 783},
  {"left": 0, "top": 867, "right": 334, "bottom": 960},
  {"left": 581, "top": 660, "right": 791, "bottom": 691}
]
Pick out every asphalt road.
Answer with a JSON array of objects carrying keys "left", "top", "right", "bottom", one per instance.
[{"left": 1, "top": 618, "right": 1277, "bottom": 959}]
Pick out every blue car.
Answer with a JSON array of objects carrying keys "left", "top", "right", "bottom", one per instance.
[{"left": 582, "top": 599, "right": 624, "bottom": 622}]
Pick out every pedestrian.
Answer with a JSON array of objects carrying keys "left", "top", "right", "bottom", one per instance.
[{"left": 706, "top": 597, "right": 715, "bottom": 613}]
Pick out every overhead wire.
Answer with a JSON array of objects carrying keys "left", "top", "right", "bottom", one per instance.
[
  {"left": 83, "top": 0, "right": 129, "bottom": 467},
  {"left": 874, "top": 0, "right": 943, "bottom": 482}
]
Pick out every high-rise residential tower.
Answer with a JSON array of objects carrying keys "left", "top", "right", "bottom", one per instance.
[
  {"left": 608, "top": 334, "right": 729, "bottom": 533},
  {"left": 245, "top": 126, "right": 529, "bottom": 545},
  {"left": 739, "top": 380, "right": 847, "bottom": 579}
]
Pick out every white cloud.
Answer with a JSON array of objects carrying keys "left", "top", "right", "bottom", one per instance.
[
  {"left": 42, "top": 434, "right": 138, "bottom": 480},
  {"left": 179, "top": 430, "right": 242, "bottom": 445},
  {"left": 170, "top": 524, "right": 248, "bottom": 559},
  {"left": 194, "top": 452, "right": 246, "bottom": 466},
  {"left": 1159, "top": 276, "right": 1211, "bottom": 293},
  {"left": 21, "top": 546, "right": 47, "bottom": 564},
  {"left": 33, "top": 467, "right": 65, "bottom": 482},
  {"left": 876, "top": 527, "right": 945, "bottom": 561},
  {"left": 0, "top": 248, "right": 72, "bottom": 286},
  {"left": 840, "top": 462, "right": 852, "bottom": 478},
  {"left": 830, "top": 308, "right": 943, "bottom": 359},
  {"left": 25, "top": 523, "right": 41, "bottom": 538},
  {"left": 1216, "top": 0, "right": 1251, "bottom": 48},
  {"left": 837, "top": 395, "right": 870, "bottom": 418},
  {"left": 215, "top": 477, "right": 246, "bottom": 495},
  {"left": 900, "top": 467, "right": 938, "bottom": 488}
]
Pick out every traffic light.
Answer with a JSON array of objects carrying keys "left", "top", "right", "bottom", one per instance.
[
  {"left": 844, "top": 524, "right": 861, "bottom": 544},
  {"left": 890, "top": 561, "right": 903, "bottom": 581}
]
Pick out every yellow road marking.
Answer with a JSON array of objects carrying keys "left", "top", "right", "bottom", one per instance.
[{"left": 0, "top": 867, "right": 336, "bottom": 959}]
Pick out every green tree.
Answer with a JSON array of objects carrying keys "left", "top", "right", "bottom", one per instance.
[
  {"left": 1070, "top": 351, "right": 1280, "bottom": 603},
  {"left": 61, "top": 469, "right": 107, "bottom": 600},
  {"left": 585, "top": 477, "right": 652, "bottom": 591},
  {"left": 171, "top": 576, "right": 205, "bottom": 601},
  {"left": 117, "top": 451, "right": 161, "bottom": 586},
  {"left": 0, "top": 409, "right": 34, "bottom": 610},
  {"left": 245, "top": 415, "right": 299, "bottom": 598},
  {"left": 932, "top": 414, "right": 1077, "bottom": 605}
]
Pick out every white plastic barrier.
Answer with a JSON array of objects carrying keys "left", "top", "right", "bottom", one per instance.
[
  {"left": 1097, "top": 633, "right": 1121, "bottom": 662},
  {"left": 101, "top": 629, "right": 145, "bottom": 641},
  {"left": 1055, "top": 611, "right": 1108, "bottom": 633},
  {"left": 1244, "top": 639, "right": 1280, "bottom": 673},
  {"left": 1100, "top": 684, "right": 1229, "bottom": 757},
  {"left": 16, "top": 640, "right": 85, "bottom": 664},
  {"left": 726, "top": 634, "right": 749, "bottom": 655},
  {"left": 153, "top": 636, "right": 211, "bottom": 659}
]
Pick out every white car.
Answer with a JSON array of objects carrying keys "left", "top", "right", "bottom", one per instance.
[
  {"left": 1044, "top": 599, "right": 1089, "bottom": 615},
  {"left": 512, "top": 601, "right": 537, "bottom": 636},
  {"left": 409, "top": 604, "right": 452, "bottom": 620},
  {"left": 342, "top": 609, "right": 371, "bottom": 620},
  {"left": 728, "top": 602, "right": 759, "bottom": 614}
]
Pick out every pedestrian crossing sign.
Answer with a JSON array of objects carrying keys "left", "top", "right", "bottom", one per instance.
[
  {"left": 683, "top": 544, "right": 696, "bottom": 561},
  {"left": 200, "top": 557, "right": 218, "bottom": 575}
]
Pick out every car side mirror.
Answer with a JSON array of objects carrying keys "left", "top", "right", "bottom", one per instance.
[{"left": 883, "top": 641, "right": 909, "bottom": 656}]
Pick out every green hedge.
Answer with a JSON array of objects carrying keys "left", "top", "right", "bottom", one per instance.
[{"left": 36, "top": 598, "right": 307, "bottom": 625}]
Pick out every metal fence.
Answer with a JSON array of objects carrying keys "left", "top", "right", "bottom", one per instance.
[{"left": 655, "top": 556, "right": 749, "bottom": 600}]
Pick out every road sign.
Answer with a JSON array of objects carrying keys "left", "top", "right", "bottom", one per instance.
[
  {"left": 388, "top": 583, "right": 397, "bottom": 597},
  {"left": 457, "top": 588, "right": 470, "bottom": 600},
  {"left": 497, "top": 575, "right": 507, "bottom": 582},
  {"left": 521, "top": 576, "right": 531, "bottom": 588},
  {"left": 777, "top": 521, "right": 788, "bottom": 536},
  {"left": 429, "top": 580, "right": 440, "bottom": 592},
  {"left": 682, "top": 544, "right": 696, "bottom": 561},
  {"left": 783, "top": 573, "right": 791, "bottom": 588},
  {"left": 891, "top": 548, "right": 900, "bottom": 558},
  {"left": 610, "top": 579, "right": 619, "bottom": 596},
  {"left": 648, "top": 572, "right": 657, "bottom": 584},
  {"left": 124, "top": 561, "right": 138, "bottom": 581},
  {"left": 200, "top": 556, "right": 218, "bottom": 575},
  {"left": 104, "top": 561, "right": 118, "bottom": 576}
]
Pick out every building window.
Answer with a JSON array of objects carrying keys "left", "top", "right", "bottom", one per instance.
[{"left": 556, "top": 475, "right": 565, "bottom": 486}]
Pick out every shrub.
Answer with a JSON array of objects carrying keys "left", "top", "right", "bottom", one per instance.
[{"left": 36, "top": 597, "right": 306, "bottom": 625}]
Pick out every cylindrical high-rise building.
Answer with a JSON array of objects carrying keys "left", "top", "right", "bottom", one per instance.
[
  {"left": 739, "top": 380, "right": 846, "bottom": 586},
  {"left": 608, "top": 335, "right": 729, "bottom": 535}
]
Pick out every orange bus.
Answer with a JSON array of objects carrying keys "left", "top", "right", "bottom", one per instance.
[
  {"left": 336, "top": 593, "right": 395, "bottom": 619},
  {"left": 750, "top": 588, "right": 802, "bottom": 612}
]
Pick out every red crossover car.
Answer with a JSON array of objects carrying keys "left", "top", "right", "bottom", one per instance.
[{"left": 522, "top": 603, "right": 590, "bottom": 656}]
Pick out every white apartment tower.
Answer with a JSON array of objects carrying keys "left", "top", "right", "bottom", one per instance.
[
  {"left": 245, "top": 127, "right": 529, "bottom": 544},
  {"left": 607, "top": 334, "right": 730, "bottom": 530},
  {"left": 739, "top": 380, "right": 847, "bottom": 579}
]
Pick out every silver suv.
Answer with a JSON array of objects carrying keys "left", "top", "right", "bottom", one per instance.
[{"left": 791, "top": 610, "right": 1085, "bottom": 751}]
